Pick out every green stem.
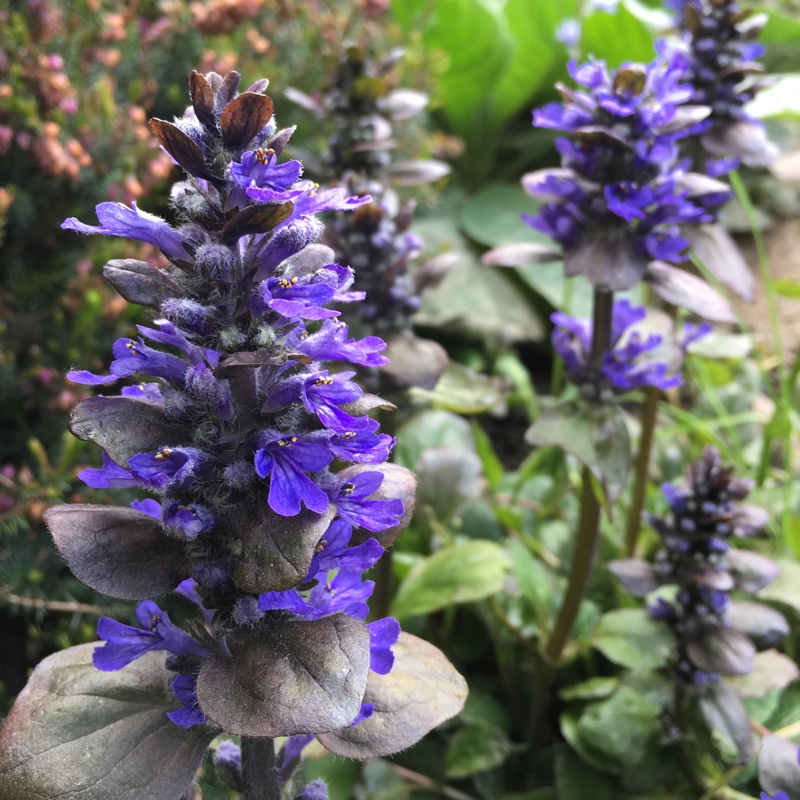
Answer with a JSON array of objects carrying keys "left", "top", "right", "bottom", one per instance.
[
  {"left": 543, "top": 465, "right": 601, "bottom": 663},
  {"left": 543, "top": 288, "right": 612, "bottom": 663},
  {"left": 241, "top": 737, "right": 279, "bottom": 800},
  {"left": 624, "top": 385, "right": 659, "bottom": 557}
]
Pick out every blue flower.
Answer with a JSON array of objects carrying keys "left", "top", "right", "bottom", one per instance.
[
  {"left": 254, "top": 432, "right": 333, "bottom": 516},
  {"left": 552, "top": 299, "right": 684, "bottom": 395},
  {"left": 331, "top": 471, "right": 404, "bottom": 532},
  {"left": 93, "top": 600, "right": 209, "bottom": 671}
]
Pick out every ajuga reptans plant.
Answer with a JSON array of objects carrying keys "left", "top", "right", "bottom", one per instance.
[
  {"left": 288, "top": 46, "right": 452, "bottom": 390},
  {"left": 611, "top": 446, "right": 787, "bottom": 763},
  {"left": 0, "top": 70, "right": 466, "bottom": 800}
]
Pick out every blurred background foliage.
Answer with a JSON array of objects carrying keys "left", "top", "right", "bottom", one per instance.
[{"left": 4, "top": 0, "right": 800, "bottom": 797}]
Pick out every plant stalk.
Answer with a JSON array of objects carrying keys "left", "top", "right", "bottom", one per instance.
[
  {"left": 624, "top": 385, "right": 659, "bottom": 557},
  {"left": 242, "top": 737, "right": 279, "bottom": 800},
  {"left": 542, "top": 289, "right": 612, "bottom": 663}
]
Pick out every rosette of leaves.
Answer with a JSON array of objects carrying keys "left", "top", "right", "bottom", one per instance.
[
  {"left": 661, "top": 0, "right": 778, "bottom": 302},
  {"left": 288, "top": 46, "right": 452, "bottom": 391},
  {"left": 610, "top": 446, "right": 788, "bottom": 763},
  {"left": 0, "top": 70, "right": 466, "bottom": 800}
]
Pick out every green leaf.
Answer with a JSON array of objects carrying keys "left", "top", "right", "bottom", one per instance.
[
  {"left": 559, "top": 677, "right": 619, "bottom": 702},
  {"left": 525, "top": 401, "right": 631, "bottom": 507},
  {"left": 486, "top": 0, "right": 578, "bottom": 131},
  {"left": 576, "top": 687, "right": 661, "bottom": 768},
  {"left": 415, "top": 212, "right": 546, "bottom": 342},
  {"left": 391, "top": 540, "right": 512, "bottom": 619},
  {"left": 748, "top": 75, "right": 800, "bottom": 121},
  {"left": 445, "top": 724, "right": 512, "bottom": 778},
  {"left": 0, "top": 645, "right": 215, "bottom": 800},
  {"left": 413, "top": 0, "right": 511, "bottom": 140},
  {"left": 471, "top": 421, "right": 505, "bottom": 491},
  {"left": 460, "top": 688, "right": 511, "bottom": 731},
  {"left": 727, "top": 649, "right": 800, "bottom": 699},
  {"left": 516, "top": 263, "right": 595, "bottom": 318},
  {"left": 507, "top": 538, "right": 556, "bottom": 619},
  {"left": 459, "top": 183, "right": 547, "bottom": 249},
  {"left": 761, "top": 11, "right": 800, "bottom": 72},
  {"left": 555, "top": 747, "right": 616, "bottom": 799},
  {"left": 394, "top": 409, "right": 475, "bottom": 471},
  {"left": 316, "top": 633, "right": 467, "bottom": 760},
  {"left": 409, "top": 360, "right": 508, "bottom": 414},
  {"left": 757, "top": 559, "right": 800, "bottom": 612},
  {"left": 773, "top": 277, "right": 800, "bottom": 298},
  {"left": 591, "top": 608, "right": 674, "bottom": 670},
  {"left": 580, "top": 4, "right": 655, "bottom": 67}
]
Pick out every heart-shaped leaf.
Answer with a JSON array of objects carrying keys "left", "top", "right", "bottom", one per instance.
[
  {"left": 70, "top": 396, "right": 186, "bottom": 467},
  {"left": 0, "top": 645, "right": 215, "bottom": 800},
  {"left": 45, "top": 504, "right": 189, "bottom": 600},
  {"left": 220, "top": 93, "right": 274, "bottom": 150},
  {"left": 196, "top": 614, "right": 370, "bottom": 737},
  {"left": 391, "top": 540, "right": 511, "bottom": 620},
  {"left": 526, "top": 401, "right": 630, "bottom": 509},
  {"left": 103, "top": 259, "right": 181, "bottom": 308},
  {"left": 233, "top": 499, "right": 335, "bottom": 594},
  {"left": 316, "top": 632, "right": 467, "bottom": 758}
]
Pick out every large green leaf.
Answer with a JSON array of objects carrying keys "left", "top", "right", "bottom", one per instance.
[
  {"left": 576, "top": 687, "right": 661, "bottom": 768},
  {"left": 555, "top": 747, "right": 616, "bottom": 799},
  {"left": 445, "top": 724, "right": 512, "bottom": 778},
  {"left": 0, "top": 646, "right": 215, "bottom": 800},
  {"left": 761, "top": 11, "right": 800, "bottom": 72},
  {"left": 459, "top": 183, "right": 546, "bottom": 249},
  {"left": 580, "top": 4, "right": 655, "bottom": 67},
  {"left": 415, "top": 212, "right": 546, "bottom": 342},
  {"left": 394, "top": 409, "right": 475, "bottom": 471},
  {"left": 525, "top": 401, "right": 631, "bottom": 508},
  {"left": 409, "top": 360, "right": 508, "bottom": 414},
  {"left": 757, "top": 559, "right": 800, "bottom": 612},
  {"left": 410, "top": 0, "right": 511, "bottom": 140},
  {"left": 391, "top": 540, "right": 512, "bottom": 618},
  {"left": 591, "top": 608, "right": 674, "bottom": 670},
  {"left": 487, "top": 0, "right": 578, "bottom": 131}
]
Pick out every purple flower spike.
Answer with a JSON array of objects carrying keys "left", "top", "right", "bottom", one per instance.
[
  {"left": 93, "top": 600, "right": 209, "bottom": 672},
  {"left": 308, "top": 519, "right": 384, "bottom": 578},
  {"left": 525, "top": 51, "right": 714, "bottom": 291},
  {"left": 129, "top": 447, "right": 207, "bottom": 490}
]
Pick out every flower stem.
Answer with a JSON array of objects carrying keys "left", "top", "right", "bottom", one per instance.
[
  {"left": 241, "top": 737, "right": 279, "bottom": 800},
  {"left": 543, "top": 289, "right": 612, "bottom": 663},
  {"left": 624, "top": 385, "right": 659, "bottom": 557}
]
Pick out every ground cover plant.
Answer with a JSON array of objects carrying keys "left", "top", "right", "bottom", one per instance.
[{"left": 4, "top": 0, "right": 800, "bottom": 798}]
